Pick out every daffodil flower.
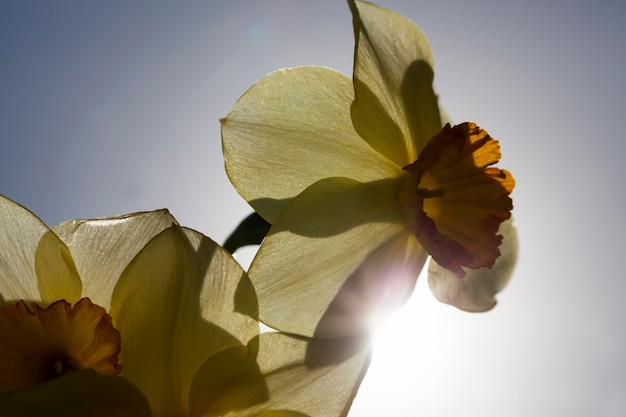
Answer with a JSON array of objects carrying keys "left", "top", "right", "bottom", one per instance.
[
  {"left": 0, "top": 195, "right": 369, "bottom": 416},
  {"left": 221, "top": 0, "right": 518, "bottom": 338}
]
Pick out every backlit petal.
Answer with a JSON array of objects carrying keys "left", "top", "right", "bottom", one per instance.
[
  {"left": 316, "top": 229, "right": 427, "bottom": 338},
  {"left": 222, "top": 66, "right": 399, "bottom": 223},
  {"left": 349, "top": 0, "right": 441, "bottom": 164},
  {"left": 0, "top": 195, "right": 81, "bottom": 306},
  {"left": 0, "top": 369, "right": 151, "bottom": 417},
  {"left": 110, "top": 226, "right": 258, "bottom": 417},
  {"left": 428, "top": 218, "right": 518, "bottom": 311},
  {"left": 189, "top": 333, "right": 370, "bottom": 417},
  {"left": 248, "top": 177, "right": 411, "bottom": 338},
  {"left": 54, "top": 210, "right": 177, "bottom": 310}
]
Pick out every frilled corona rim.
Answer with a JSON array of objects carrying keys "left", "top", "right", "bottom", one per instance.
[
  {"left": 403, "top": 122, "right": 515, "bottom": 277},
  {"left": 0, "top": 297, "right": 122, "bottom": 392}
]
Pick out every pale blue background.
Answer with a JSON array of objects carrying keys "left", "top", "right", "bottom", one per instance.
[{"left": 1, "top": 1, "right": 624, "bottom": 416}]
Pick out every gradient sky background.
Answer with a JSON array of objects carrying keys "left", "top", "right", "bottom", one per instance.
[{"left": 1, "top": 1, "right": 625, "bottom": 416}]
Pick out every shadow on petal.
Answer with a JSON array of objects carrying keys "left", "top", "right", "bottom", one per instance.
[
  {"left": 189, "top": 341, "right": 268, "bottom": 417},
  {"left": 313, "top": 230, "right": 427, "bottom": 338},
  {"left": 267, "top": 177, "right": 404, "bottom": 239},
  {"left": 0, "top": 369, "right": 151, "bottom": 417},
  {"left": 304, "top": 334, "right": 369, "bottom": 368},
  {"left": 34, "top": 229, "right": 82, "bottom": 307},
  {"left": 351, "top": 76, "right": 408, "bottom": 167},
  {"left": 191, "top": 332, "right": 370, "bottom": 417},
  {"left": 234, "top": 269, "right": 260, "bottom": 320},
  {"left": 401, "top": 59, "right": 441, "bottom": 151},
  {"left": 250, "top": 411, "right": 310, "bottom": 417},
  {"left": 111, "top": 226, "right": 260, "bottom": 415},
  {"left": 248, "top": 197, "right": 293, "bottom": 224}
]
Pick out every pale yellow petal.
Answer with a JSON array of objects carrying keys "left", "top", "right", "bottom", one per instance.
[
  {"left": 110, "top": 226, "right": 258, "bottom": 417},
  {"left": 427, "top": 218, "right": 518, "bottom": 311},
  {"left": 249, "top": 177, "right": 415, "bottom": 338},
  {"left": 349, "top": 0, "right": 441, "bottom": 162},
  {"left": 189, "top": 333, "right": 370, "bottom": 417},
  {"left": 0, "top": 195, "right": 81, "bottom": 306},
  {"left": 53, "top": 209, "right": 177, "bottom": 310},
  {"left": 188, "top": 345, "right": 267, "bottom": 416},
  {"left": 0, "top": 369, "right": 151, "bottom": 417},
  {"left": 316, "top": 229, "right": 427, "bottom": 338},
  {"left": 222, "top": 66, "right": 399, "bottom": 223},
  {"left": 248, "top": 411, "right": 308, "bottom": 417}
]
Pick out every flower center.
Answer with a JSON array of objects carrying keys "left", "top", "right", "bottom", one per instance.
[
  {"left": 403, "top": 122, "right": 515, "bottom": 277},
  {"left": 0, "top": 297, "right": 121, "bottom": 392}
]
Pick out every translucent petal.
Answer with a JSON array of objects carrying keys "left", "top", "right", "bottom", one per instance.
[
  {"left": 316, "top": 229, "right": 427, "bottom": 338},
  {"left": 189, "top": 333, "right": 370, "bottom": 417},
  {"left": 109, "top": 226, "right": 258, "bottom": 417},
  {"left": 249, "top": 177, "right": 414, "bottom": 338},
  {"left": 349, "top": 0, "right": 441, "bottom": 163},
  {"left": 427, "top": 218, "right": 518, "bottom": 311},
  {"left": 54, "top": 210, "right": 177, "bottom": 310},
  {"left": 0, "top": 195, "right": 81, "bottom": 307},
  {"left": 0, "top": 369, "right": 151, "bottom": 417},
  {"left": 222, "top": 66, "right": 399, "bottom": 222}
]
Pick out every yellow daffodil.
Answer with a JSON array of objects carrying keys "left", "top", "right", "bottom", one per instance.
[
  {"left": 0, "top": 195, "right": 369, "bottom": 416},
  {"left": 221, "top": 0, "right": 518, "bottom": 338}
]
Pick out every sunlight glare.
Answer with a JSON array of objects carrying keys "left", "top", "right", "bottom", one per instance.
[{"left": 350, "top": 268, "right": 471, "bottom": 416}]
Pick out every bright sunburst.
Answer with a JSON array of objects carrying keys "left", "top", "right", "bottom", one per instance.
[{"left": 349, "top": 270, "right": 475, "bottom": 416}]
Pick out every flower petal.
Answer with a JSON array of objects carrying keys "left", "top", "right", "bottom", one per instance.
[
  {"left": 0, "top": 369, "right": 151, "bottom": 417},
  {"left": 349, "top": 0, "right": 441, "bottom": 164},
  {"left": 188, "top": 344, "right": 268, "bottom": 416},
  {"left": 53, "top": 210, "right": 177, "bottom": 310},
  {"left": 109, "top": 226, "right": 258, "bottom": 416},
  {"left": 316, "top": 228, "right": 427, "bottom": 338},
  {"left": 221, "top": 66, "right": 399, "bottom": 223},
  {"left": 189, "top": 333, "right": 370, "bottom": 417},
  {"left": 248, "top": 176, "right": 415, "bottom": 338},
  {"left": 427, "top": 218, "right": 518, "bottom": 311},
  {"left": 0, "top": 195, "right": 81, "bottom": 306}
]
